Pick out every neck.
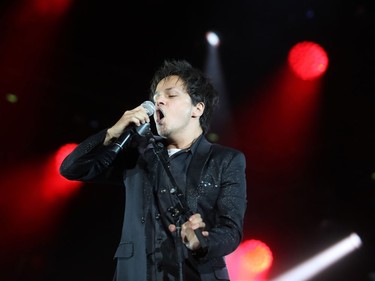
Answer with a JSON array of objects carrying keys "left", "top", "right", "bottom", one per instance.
[{"left": 166, "top": 128, "right": 202, "bottom": 150}]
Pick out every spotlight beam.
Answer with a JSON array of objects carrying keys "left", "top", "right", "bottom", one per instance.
[{"left": 271, "top": 233, "right": 362, "bottom": 281}]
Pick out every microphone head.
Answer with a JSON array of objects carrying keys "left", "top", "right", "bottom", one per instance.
[{"left": 142, "top": 100, "right": 155, "bottom": 116}]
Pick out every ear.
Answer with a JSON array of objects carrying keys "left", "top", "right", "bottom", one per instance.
[{"left": 192, "top": 102, "right": 205, "bottom": 118}]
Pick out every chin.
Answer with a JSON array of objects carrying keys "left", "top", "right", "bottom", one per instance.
[{"left": 156, "top": 128, "right": 168, "bottom": 138}]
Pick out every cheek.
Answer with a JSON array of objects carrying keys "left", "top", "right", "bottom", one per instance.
[
  {"left": 172, "top": 102, "right": 193, "bottom": 117},
  {"left": 181, "top": 108, "right": 194, "bottom": 119}
]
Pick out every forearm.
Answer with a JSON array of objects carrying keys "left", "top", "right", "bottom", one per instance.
[{"left": 59, "top": 129, "right": 118, "bottom": 182}]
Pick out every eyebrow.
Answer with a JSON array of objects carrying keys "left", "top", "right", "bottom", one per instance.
[
  {"left": 156, "top": 87, "right": 174, "bottom": 94},
  {"left": 154, "top": 87, "right": 184, "bottom": 96}
]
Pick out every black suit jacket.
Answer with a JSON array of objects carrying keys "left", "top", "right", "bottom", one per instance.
[{"left": 60, "top": 130, "right": 247, "bottom": 281}]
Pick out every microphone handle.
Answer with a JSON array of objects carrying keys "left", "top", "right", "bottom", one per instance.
[
  {"left": 109, "top": 123, "right": 151, "bottom": 154},
  {"left": 110, "top": 129, "right": 133, "bottom": 154},
  {"left": 185, "top": 210, "right": 208, "bottom": 250},
  {"left": 194, "top": 228, "right": 208, "bottom": 250}
]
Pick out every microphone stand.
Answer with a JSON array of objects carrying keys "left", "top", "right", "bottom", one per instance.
[
  {"left": 148, "top": 136, "right": 208, "bottom": 281},
  {"left": 175, "top": 218, "right": 184, "bottom": 281}
]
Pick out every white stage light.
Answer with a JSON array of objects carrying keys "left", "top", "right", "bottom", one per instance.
[
  {"left": 271, "top": 233, "right": 362, "bottom": 281},
  {"left": 206, "top": 31, "right": 220, "bottom": 47}
]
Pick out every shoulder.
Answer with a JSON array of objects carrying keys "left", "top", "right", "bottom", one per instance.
[
  {"left": 211, "top": 143, "right": 246, "bottom": 162},
  {"left": 198, "top": 136, "right": 245, "bottom": 162},
  {"left": 211, "top": 142, "right": 243, "bottom": 155}
]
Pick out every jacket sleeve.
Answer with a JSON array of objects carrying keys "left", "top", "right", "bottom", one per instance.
[
  {"left": 59, "top": 129, "right": 124, "bottom": 185},
  {"left": 195, "top": 148, "right": 247, "bottom": 261}
]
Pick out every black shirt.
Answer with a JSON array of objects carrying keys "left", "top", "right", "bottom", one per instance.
[{"left": 146, "top": 135, "right": 202, "bottom": 281}]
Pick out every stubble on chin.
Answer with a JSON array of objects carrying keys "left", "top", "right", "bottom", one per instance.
[{"left": 156, "top": 125, "right": 169, "bottom": 138}]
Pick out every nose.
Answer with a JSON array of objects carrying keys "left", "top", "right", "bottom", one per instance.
[{"left": 154, "top": 93, "right": 165, "bottom": 106}]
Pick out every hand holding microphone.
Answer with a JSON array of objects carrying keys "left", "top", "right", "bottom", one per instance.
[{"left": 106, "top": 101, "right": 155, "bottom": 154}]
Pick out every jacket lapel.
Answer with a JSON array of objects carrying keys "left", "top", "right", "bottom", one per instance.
[{"left": 186, "top": 137, "right": 212, "bottom": 211}]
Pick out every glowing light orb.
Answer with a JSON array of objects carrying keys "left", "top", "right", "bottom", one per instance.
[{"left": 288, "top": 41, "right": 329, "bottom": 81}]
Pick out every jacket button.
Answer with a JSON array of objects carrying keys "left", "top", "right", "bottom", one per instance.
[{"left": 141, "top": 217, "right": 145, "bottom": 223}]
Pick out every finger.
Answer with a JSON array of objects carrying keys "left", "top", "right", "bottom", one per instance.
[
  {"left": 124, "top": 107, "right": 150, "bottom": 124},
  {"left": 191, "top": 222, "right": 206, "bottom": 230},
  {"left": 188, "top": 213, "right": 201, "bottom": 222},
  {"left": 137, "top": 106, "right": 151, "bottom": 123},
  {"left": 168, "top": 224, "right": 176, "bottom": 232},
  {"left": 188, "top": 216, "right": 204, "bottom": 226}
]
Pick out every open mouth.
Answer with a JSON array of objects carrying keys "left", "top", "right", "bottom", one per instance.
[{"left": 156, "top": 109, "right": 165, "bottom": 123}]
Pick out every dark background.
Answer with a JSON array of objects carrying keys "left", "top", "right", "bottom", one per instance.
[{"left": 1, "top": 0, "right": 375, "bottom": 280}]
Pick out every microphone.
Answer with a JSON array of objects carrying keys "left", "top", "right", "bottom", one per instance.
[{"left": 109, "top": 101, "right": 155, "bottom": 154}]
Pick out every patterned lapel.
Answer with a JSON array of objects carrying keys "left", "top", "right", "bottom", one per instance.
[
  {"left": 185, "top": 137, "right": 212, "bottom": 211},
  {"left": 141, "top": 145, "right": 160, "bottom": 217}
]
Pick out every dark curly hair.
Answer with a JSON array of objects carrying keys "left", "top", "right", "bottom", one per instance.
[{"left": 149, "top": 59, "right": 219, "bottom": 134}]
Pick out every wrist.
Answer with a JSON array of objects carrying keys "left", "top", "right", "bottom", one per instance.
[
  {"left": 184, "top": 241, "right": 194, "bottom": 250},
  {"left": 104, "top": 128, "right": 118, "bottom": 146}
]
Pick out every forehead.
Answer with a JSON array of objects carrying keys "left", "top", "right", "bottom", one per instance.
[{"left": 155, "top": 75, "right": 185, "bottom": 92}]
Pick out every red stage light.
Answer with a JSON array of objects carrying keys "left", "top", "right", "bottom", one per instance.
[
  {"left": 35, "top": 0, "right": 72, "bottom": 15},
  {"left": 288, "top": 41, "right": 329, "bottom": 81},
  {"left": 42, "top": 143, "right": 81, "bottom": 201},
  {"left": 55, "top": 143, "right": 77, "bottom": 172},
  {"left": 227, "top": 239, "right": 273, "bottom": 281}
]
